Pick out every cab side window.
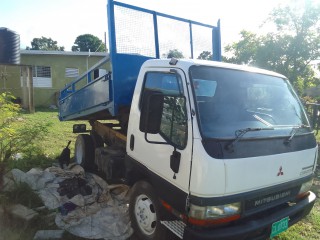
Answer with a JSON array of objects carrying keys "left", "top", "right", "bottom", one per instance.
[{"left": 141, "top": 72, "right": 188, "bottom": 149}]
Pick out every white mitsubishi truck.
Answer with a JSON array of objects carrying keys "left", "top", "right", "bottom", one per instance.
[
  {"left": 126, "top": 58, "right": 317, "bottom": 239},
  {"left": 59, "top": 1, "right": 317, "bottom": 239}
]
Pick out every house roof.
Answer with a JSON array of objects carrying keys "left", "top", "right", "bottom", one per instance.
[{"left": 20, "top": 50, "right": 108, "bottom": 57}]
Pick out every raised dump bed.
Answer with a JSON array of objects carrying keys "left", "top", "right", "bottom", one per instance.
[
  {"left": 58, "top": 54, "right": 151, "bottom": 121},
  {"left": 59, "top": 0, "right": 221, "bottom": 122}
]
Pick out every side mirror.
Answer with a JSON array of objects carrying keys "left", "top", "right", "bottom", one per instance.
[
  {"left": 139, "top": 91, "right": 164, "bottom": 134},
  {"left": 170, "top": 150, "right": 181, "bottom": 174}
]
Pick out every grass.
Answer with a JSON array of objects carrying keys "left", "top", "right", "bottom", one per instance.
[
  {"left": 275, "top": 188, "right": 320, "bottom": 240},
  {"left": 0, "top": 108, "right": 320, "bottom": 240},
  {"left": 0, "top": 108, "right": 88, "bottom": 240},
  {"left": 6, "top": 108, "right": 86, "bottom": 171},
  {"left": 267, "top": 161, "right": 320, "bottom": 240}
]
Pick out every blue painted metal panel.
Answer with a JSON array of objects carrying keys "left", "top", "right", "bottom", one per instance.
[
  {"left": 59, "top": 74, "right": 111, "bottom": 120},
  {"left": 189, "top": 22, "right": 194, "bottom": 59},
  {"left": 59, "top": 56, "right": 111, "bottom": 120},
  {"left": 112, "top": 54, "right": 153, "bottom": 115},
  {"left": 153, "top": 13, "right": 160, "bottom": 59},
  {"left": 108, "top": 0, "right": 154, "bottom": 115},
  {"left": 212, "top": 20, "right": 222, "bottom": 61},
  {"left": 107, "top": 0, "right": 117, "bottom": 58}
]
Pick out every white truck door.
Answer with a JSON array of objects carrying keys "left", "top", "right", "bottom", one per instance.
[{"left": 127, "top": 67, "right": 193, "bottom": 195}]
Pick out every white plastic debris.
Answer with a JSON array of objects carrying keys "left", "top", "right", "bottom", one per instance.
[{"left": 9, "top": 164, "right": 133, "bottom": 239}]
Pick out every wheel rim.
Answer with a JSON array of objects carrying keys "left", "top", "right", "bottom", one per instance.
[
  {"left": 75, "top": 139, "right": 83, "bottom": 165},
  {"left": 134, "top": 194, "right": 157, "bottom": 236}
]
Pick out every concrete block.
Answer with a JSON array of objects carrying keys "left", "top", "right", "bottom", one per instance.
[
  {"left": 2, "top": 171, "right": 15, "bottom": 191},
  {"left": 33, "top": 230, "right": 64, "bottom": 240},
  {"left": 9, "top": 204, "right": 39, "bottom": 222}
]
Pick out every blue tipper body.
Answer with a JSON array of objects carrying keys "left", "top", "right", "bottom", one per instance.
[{"left": 58, "top": 0, "right": 221, "bottom": 121}]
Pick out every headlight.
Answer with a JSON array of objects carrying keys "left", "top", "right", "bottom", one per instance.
[{"left": 189, "top": 202, "right": 241, "bottom": 220}]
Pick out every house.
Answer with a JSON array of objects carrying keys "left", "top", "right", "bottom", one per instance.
[{"left": 0, "top": 50, "right": 110, "bottom": 107}]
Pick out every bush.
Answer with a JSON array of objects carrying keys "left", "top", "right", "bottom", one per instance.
[{"left": 0, "top": 92, "right": 49, "bottom": 163}]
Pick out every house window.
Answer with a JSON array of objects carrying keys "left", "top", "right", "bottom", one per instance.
[
  {"left": 34, "top": 66, "right": 51, "bottom": 78},
  {"left": 33, "top": 66, "right": 52, "bottom": 88},
  {"left": 65, "top": 68, "right": 79, "bottom": 78},
  {"left": 20, "top": 65, "right": 52, "bottom": 88}
]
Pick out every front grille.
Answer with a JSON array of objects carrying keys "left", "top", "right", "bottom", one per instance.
[{"left": 245, "top": 187, "right": 299, "bottom": 213}]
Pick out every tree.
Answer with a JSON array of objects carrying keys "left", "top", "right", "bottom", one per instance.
[
  {"left": 224, "top": 31, "right": 260, "bottom": 65},
  {"left": 72, "top": 34, "right": 106, "bottom": 52},
  {"left": 197, "top": 51, "right": 213, "bottom": 60},
  {"left": 26, "top": 37, "right": 64, "bottom": 51},
  {"left": 224, "top": 0, "right": 320, "bottom": 94},
  {"left": 167, "top": 49, "right": 184, "bottom": 59}
]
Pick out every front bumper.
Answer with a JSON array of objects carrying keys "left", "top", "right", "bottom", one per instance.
[{"left": 183, "top": 191, "right": 316, "bottom": 240}]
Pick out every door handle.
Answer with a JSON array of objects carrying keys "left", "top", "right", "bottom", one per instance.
[{"left": 130, "top": 134, "right": 135, "bottom": 150}]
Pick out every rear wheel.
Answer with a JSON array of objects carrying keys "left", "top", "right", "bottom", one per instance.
[
  {"left": 90, "top": 131, "right": 104, "bottom": 148},
  {"left": 129, "top": 181, "right": 167, "bottom": 240},
  {"left": 75, "top": 134, "right": 95, "bottom": 170}
]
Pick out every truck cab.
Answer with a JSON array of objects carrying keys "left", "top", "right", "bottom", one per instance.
[{"left": 126, "top": 58, "right": 316, "bottom": 239}]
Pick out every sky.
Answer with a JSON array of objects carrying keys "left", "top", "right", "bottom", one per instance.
[{"left": 0, "top": 0, "right": 287, "bottom": 52}]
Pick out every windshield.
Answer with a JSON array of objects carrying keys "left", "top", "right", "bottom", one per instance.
[{"left": 190, "top": 66, "right": 310, "bottom": 139}]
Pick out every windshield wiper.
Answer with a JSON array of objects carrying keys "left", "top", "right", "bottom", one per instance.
[
  {"left": 284, "top": 124, "right": 310, "bottom": 144},
  {"left": 226, "top": 127, "right": 274, "bottom": 152}
]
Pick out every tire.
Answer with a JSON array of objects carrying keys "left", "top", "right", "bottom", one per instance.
[
  {"left": 129, "top": 181, "right": 167, "bottom": 240},
  {"left": 90, "top": 131, "right": 104, "bottom": 149},
  {"left": 74, "top": 134, "right": 95, "bottom": 170}
]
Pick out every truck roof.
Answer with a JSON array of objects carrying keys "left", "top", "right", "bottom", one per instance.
[{"left": 143, "top": 58, "right": 287, "bottom": 79}]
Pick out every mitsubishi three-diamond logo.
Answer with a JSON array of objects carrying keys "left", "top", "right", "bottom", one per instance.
[{"left": 277, "top": 166, "right": 284, "bottom": 176}]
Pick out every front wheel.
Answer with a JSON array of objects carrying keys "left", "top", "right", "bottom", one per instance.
[{"left": 129, "top": 181, "right": 167, "bottom": 240}]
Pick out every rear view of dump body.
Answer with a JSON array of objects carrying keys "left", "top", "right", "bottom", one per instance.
[
  {"left": 58, "top": 54, "right": 151, "bottom": 121},
  {"left": 58, "top": 0, "right": 221, "bottom": 122}
]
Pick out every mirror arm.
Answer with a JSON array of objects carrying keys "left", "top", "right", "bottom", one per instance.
[{"left": 144, "top": 132, "right": 169, "bottom": 145}]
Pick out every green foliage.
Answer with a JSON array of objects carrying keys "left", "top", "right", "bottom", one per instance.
[
  {"left": 0, "top": 92, "right": 20, "bottom": 161},
  {"left": 0, "top": 92, "right": 50, "bottom": 163},
  {"left": 72, "top": 34, "right": 106, "bottom": 52},
  {"left": 166, "top": 49, "right": 184, "bottom": 59},
  {"left": 3, "top": 107, "right": 87, "bottom": 172},
  {"left": 224, "top": 30, "right": 259, "bottom": 65},
  {"left": 224, "top": 0, "right": 320, "bottom": 95},
  {"left": 0, "top": 92, "right": 20, "bottom": 121},
  {"left": 26, "top": 36, "right": 64, "bottom": 51},
  {"left": 197, "top": 51, "right": 213, "bottom": 60},
  {"left": 6, "top": 154, "right": 54, "bottom": 172}
]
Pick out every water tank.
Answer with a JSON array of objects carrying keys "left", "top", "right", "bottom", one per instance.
[{"left": 0, "top": 27, "right": 20, "bottom": 65}]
